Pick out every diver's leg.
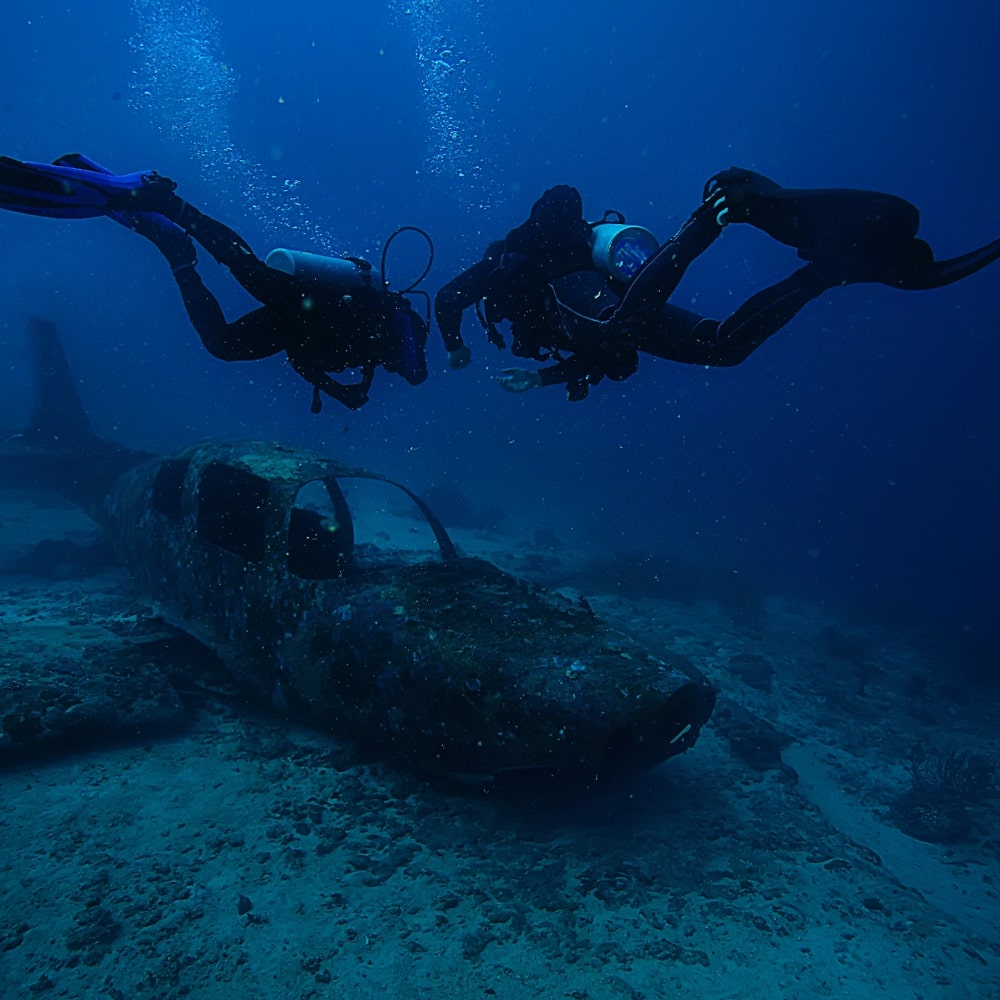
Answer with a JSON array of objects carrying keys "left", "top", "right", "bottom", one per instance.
[
  {"left": 55, "top": 155, "right": 298, "bottom": 303},
  {"left": 123, "top": 217, "right": 281, "bottom": 361},
  {"left": 119, "top": 211, "right": 195, "bottom": 268},
  {"left": 193, "top": 304, "right": 285, "bottom": 361},
  {"left": 634, "top": 267, "right": 831, "bottom": 367},
  {"left": 628, "top": 305, "right": 707, "bottom": 365},
  {"left": 44, "top": 154, "right": 263, "bottom": 289},
  {"left": 167, "top": 265, "right": 237, "bottom": 358},
  {"left": 163, "top": 201, "right": 255, "bottom": 275},
  {"left": 691, "top": 264, "right": 832, "bottom": 366},
  {"left": 105, "top": 179, "right": 280, "bottom": 301},
  {"left": 165, "top": 200, "right": 308, "bottom": 304},
  {"left": 170, "top": 267, "right": 285, "bottom": 361}
]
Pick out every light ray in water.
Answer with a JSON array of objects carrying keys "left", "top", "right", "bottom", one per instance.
[
  {"left": 390, "top": 0, "right": 500, "bottom": 213},
  {"left": 128, "top": 0, "right": 339, "bottom": 252}
]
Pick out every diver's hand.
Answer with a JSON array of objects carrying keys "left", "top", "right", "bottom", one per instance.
[
  {"left": 709, "top": 191, "right": 731, "bottom": 227},
  {"left": 702, "top": 167, "right": 781, "bottom": 226},
  {"left": 447, "top": 345, "right": 472, "bottom": 370},
  {"left": 701, "top": 177, "right": 737, "bottom": 227},
  {"left": 497, "top": 368, "right": 542, "bottom": 394}
]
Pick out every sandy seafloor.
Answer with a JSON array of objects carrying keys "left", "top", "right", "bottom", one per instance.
[{"left": 0, "top": 485, "right": 998, "bottom": 1000}]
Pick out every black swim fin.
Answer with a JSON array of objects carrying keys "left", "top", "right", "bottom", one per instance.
[
  {"left": 889, "top": 237, "right": 1000, "bottom": 290},
  {"left": 0, "top": 154, "right": 173, "bottom": 220},
  {"left": 706, "top": 167, "right": 921, "bottom": 259}
]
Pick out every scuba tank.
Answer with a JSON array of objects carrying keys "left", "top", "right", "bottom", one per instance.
[
  {"left": 590, "top": 217, "right": 659, "bottom": 283},
  {"left": 264, "top": 248, "right": 379, "bottom": 296},
  {"left": 267, "top": 229, "right": 435, "bottom": 412},
  {"left": 265, "top": 226, "right": 434, "bottom": 303}
]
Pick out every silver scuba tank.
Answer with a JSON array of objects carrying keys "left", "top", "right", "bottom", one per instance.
[
  {"left": 264, "top": 248, "right": 380, "bottom": 297},
  {"left": 590, "top": 223, "right": 658, "bottom": 282}
]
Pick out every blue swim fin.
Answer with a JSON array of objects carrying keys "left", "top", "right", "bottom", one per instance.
[
  {"left": 52, "top": 153, "right": 188, "bottom": 247},
  {"left": 0, "top": 154, "right": 174, "bottom": 219}
]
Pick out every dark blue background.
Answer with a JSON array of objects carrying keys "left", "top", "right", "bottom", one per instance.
[{"left": 2, "top": 0, "right": 998, "bottom": 671}]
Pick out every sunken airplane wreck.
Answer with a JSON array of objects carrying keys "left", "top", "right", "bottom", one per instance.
[{"left": 2, "top": 319, "right": 715, "bottom": 787}]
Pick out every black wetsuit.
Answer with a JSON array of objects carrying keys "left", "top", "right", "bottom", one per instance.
[
  {"left": 435, "top": 184, "right": 594, "bottom": 358},
  {"left": 0, "top": 153, "right": 429, "bottom": 412},
  {"left": 140, "top": 198, "right": 428, "bottom": 412},
  {"left": 436, "top": 171, "right": 1000, "bottom": 400}
]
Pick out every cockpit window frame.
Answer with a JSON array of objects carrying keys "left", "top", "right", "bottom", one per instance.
[{"left": 195, "top": 461, "right": 270, "bottom": 563}]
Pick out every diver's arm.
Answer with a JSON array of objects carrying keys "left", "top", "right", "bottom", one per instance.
[
  {"left": 434, "top": 245, "right": 502, "bottom": 357},
  {"left": 313, "top": 374, "right": 371, "bottom": 412},
  {"left": 502, "top": 335, "right": 640, "bottom": 401},
  {"left": 607, "top": 200, "right": 724, "bottom": 326},
  {"left": 536, "top": 356, "right": 594, "bottom": 388},
  {"left": 287, "top": 356, "right": 372, "bottom": 413},
  {"left": 499, "top": 354, "right": 598, "bottom": 401}
]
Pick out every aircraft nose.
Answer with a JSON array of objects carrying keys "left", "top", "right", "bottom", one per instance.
[{"left": 602, "top": 680, "right": 717, "bottom": 771}]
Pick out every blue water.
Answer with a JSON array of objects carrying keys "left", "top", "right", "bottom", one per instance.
[{"left": 1, "top": 0, "right": 998, "bottom": 675}]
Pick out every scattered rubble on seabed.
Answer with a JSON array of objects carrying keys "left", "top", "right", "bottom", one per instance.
[{"left": 1, "top": 489, "right": 998, "bottom": 999}]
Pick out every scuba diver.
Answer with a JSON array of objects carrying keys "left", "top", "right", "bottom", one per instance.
[
  {"left": 436, "top": 171, "right": 1000, "bottom": 401},
  {"left": 0, "top": 153, "right": 432, "bottom": 412}
]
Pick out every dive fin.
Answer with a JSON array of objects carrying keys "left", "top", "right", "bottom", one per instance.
[
  {"left": 0, "top": 154, "right": 173, "bottom": 219},
  {"left": 707, "top": 168, "right": 921, "bottom": 258},
  {"left": 53, "top": 152, "right": 189, "bottom": 246},
  {"left": 890, "top": 237, "right": 1000, "bottom": 290},
  {"left": 53, "top": 152, "right": 115, "bottom": 175}
]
